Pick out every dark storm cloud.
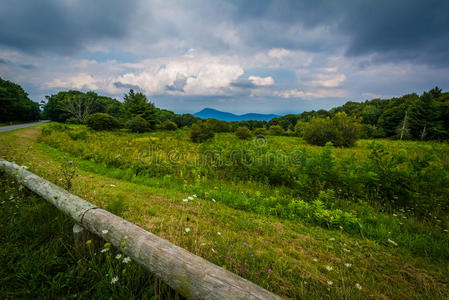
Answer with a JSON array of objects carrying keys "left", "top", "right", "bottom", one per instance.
[
  {"left": 166, "top": 76, "right": 188, "bottom": 92},
  {"left": 0, "top": 0, "right": 136, "bottom": 54},
  {"left": 228, "top": 0, "right": 449, "bottom": 66},
  {"left": 0, "top": 57, "right": 36, "bottom": 69}
]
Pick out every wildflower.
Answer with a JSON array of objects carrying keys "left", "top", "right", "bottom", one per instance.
[
  {"left": 102, "top": 230, "right": 109, "bottom": 235},
  {"left": 86, "top": 240, "right": 92, "bottom": 246},
  {"left": 250, "top": 254, "right": 254, "bottom": 257},
  {"left": 68, "top": 161, "right": 73, "bottom": 164},
  {"left": 355, "top": 283, "right": 362, "bottom": 290},
  {"left": 200, "top": 243, "right": 206, "bottom": 246},
  {"left": 115, "top": 254, "right": 122, "bottom": 260},
  {"left": 229, "top": 244, "right": 233, "bottom": 248},
  {"left": 110, "top": 276, "right": 118, "bottom": 284},
  {"left": 238, "top": 263, "right": 241, "bottom": 267},
  {"left": 327, "top": 280, "right": 333, "bottom": 286},
  {"left": 185, "top": 228, "right": 190, "bottom": 233},
  {"left": 217, "top": 232, "right": 221, "bottom": 236},
  {"left": 212, "top": 198, "right": 216, "bottom": 202},
  {"left": 325, "top": 265, "right": 333, "bottom": 271},
  {"left": 228, "top": 256, "right": 231, "bottom": 260},
  {"left": 268, "top": 269, "right": 272, "bottom": 273},
  {"left": 110, "top": 184, "right": 116, "bottom": 187},
  {"left": 343, "top": 248, "right": 350, "bottom": 252},
  {"left": 344, "top": 263, "right": 352, "bottom": 268},
  {"left": 193, "top": 194, "right": 197, "bottom": 198},
  {"left": 329, "top": 238, "right": 335, "bottom": 241},
  {"left": 211, "top": 248, "right": 215, "bottom": 253},
  {"left": 182, "top": 199, "right": 188, "bottom": 202},
  {"left": 393, "top": 213, "right": 397, "bottom": 217},
  {"left": 123, "top": 257, "right": 131, "bottom": 264},
  {"left": 313, "top": 258, "right": 318, "bottom": 262},
  {"left": 243, "top": 242, "right": 247, "bottom": 246},
  {"left": 444, "top": 229, "right": 448, "bottom": 232},
  {"left": 101, "top": 248, "right": 109, "bottom": 253},
  {"left": 240, "top": 268, "right": 243, "bottom": 272},
  {"left": 265, "top": 241, "right": 269, "bottom": 245},
  {"left": 388, "top": 239, "right": 398, "bottom": 246},
  {"left": 188, "top": 196, "right": 193, "bottom": 200}
]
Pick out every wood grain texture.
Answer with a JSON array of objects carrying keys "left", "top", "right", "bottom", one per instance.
[{"left": 0, "top": 158, "right": 282, "bottom": 300}]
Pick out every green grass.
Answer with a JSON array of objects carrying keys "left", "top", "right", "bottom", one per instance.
[
  {"left": 0, "top": 124, "right": 448, "bottom": 299},
  {"left": 0, "top": 173, "right": 179, "bottom": 299}
]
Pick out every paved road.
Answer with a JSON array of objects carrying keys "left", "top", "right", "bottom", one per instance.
[{"left": 0, "top": 120, "right": 49, "bottom": 133}]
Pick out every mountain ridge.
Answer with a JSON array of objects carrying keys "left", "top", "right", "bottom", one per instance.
[{"left": 194, "top": 108, "right": 279, "bottom": 121}]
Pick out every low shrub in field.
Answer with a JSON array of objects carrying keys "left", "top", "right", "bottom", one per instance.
[
  {"left": 85, "top": 113, "right": 120, "bottom": 131},
  {"left": 160, "top": 119, "right": 178, "bottom": 131},
  {"left": 303, "top": 112, "right": 362, "bottom": 147},
  {"left": 65, "top": 117, "right": 79, "bottom": 124},
  {"left": 253, "top": 128, "right": 267, "bottom": 135},
  {"left": 235, "top": 126, "right": 252, "bottom": 140},
  {"left": 126, "top": 116, "right": 150, "bottom": 133},
  {"left": 268, "top": 125, "right": 284, "bottom": 136},
  {"left": 190, "top": 122, "right": 214, "bottom": 143}
]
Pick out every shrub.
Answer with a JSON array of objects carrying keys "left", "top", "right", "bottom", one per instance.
[
  {"left": 85, "top": 113, "right": 120, "bottom": 131},
  {"left": 126, "top": 116, "right": 150, "bottom": 133},
  {"left": 253, "top": 128, "right": 267, "bottom": 136},
  {"left": 160, "top": 119, "right": 178, "bottom": 131},
  {"left": 235, "top": 126, "right": 252, "bottom": 140},
  {"left": 190, "top": 122, "right": 215, "bottom": 143},
  {"left": 269, "top": 125, "right": 284, "bottom": 136},
  {"left": 303, "top": 113, "right": 362, "bottom": 147},
  {"left": 294, "top": 121, "right": 307, "bottom": 137},
  {"left": 65, "top": 117, "right": 79, "bottom": 124}
]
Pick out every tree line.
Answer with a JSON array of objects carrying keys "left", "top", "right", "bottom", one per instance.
[{"left": 0, "top": 77, "right": 40, "bottom": 123}]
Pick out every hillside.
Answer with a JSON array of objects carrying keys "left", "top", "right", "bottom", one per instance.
[{"left": 194, "top": 108, "right": 279, "bottom": 121}]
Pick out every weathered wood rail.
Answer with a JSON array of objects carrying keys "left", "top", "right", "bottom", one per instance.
[{"left": 0, "top": 158, "right": 282, "bottom": 300}]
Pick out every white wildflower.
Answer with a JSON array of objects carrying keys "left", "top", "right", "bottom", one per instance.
[
  {"left": 393, "top": 214, "right": 397, "bottom": 217},
  {"left": 327, "top": 280, "right": 333, "bottom": 286},
  {"left": 217, "top": 232, "right": 221, "bottom": 236},
  {"left": 325, "top": 265, "right": 333, "bottom": 271},
  {"left": 182, "top": 199, "right": 188, "bottom": 202},
  {"left": 388, "top": 239, "right": 398, "bottom": 246},
  {"left": 200, "top": 243, "right": 206, "bottom": 246},
  {"left": 355, "top": 283, "right": 362, "bottom": 290},
  {"left": 115, "top": 254, "right": 122, "bottom": 260},
  {"left": 193, "top": 194, "right": 197, "bottom": 198},
  {"left": 101, "top": 248, "right": 109, "bottom": 253},
  {"left": 102, "top": 230, "right": 109, "bottom": 234},
  {"left": 344, "top": 263, "right": 352, "bottom": 268},
  {"left": 313, "top": 258, "right": 318, "bottom": 262},
  {"left": 329, "top": 238, "right": 335, "bottom": 241},
  {"left": 110, "top": 184, "right": 116, "bottom": 187},
  {"left": 212, "top": 198, "right": 216, "bottom": 202},
  {"left": 123, "top": 257, "right": 131, "bottom": 264},
  {"left": 343, "top": 248, "right": 350, "bottom": 252},
  {"left": 211, "top": 248, "right": 215, "bottom": 253},
  {"left": 110, "top": 276, "right": 118, "bottom": 284},
  {"left": 185, "top": 227, "right": 190, "bottom": 233},
  {"left": 188, "top": 196, "right": 193, "bottom": 200}
]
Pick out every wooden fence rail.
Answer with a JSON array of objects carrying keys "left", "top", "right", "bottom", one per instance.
[{"left": 0, "top": 158, "right": 282, "bottom": 300}]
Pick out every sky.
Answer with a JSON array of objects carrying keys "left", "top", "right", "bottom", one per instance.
[{"left": 1, "top": 0, "right": 449, "bottom": 115}]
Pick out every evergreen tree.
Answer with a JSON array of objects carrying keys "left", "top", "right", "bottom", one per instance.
[
  {"left": 408, "top": 92, "right": 444, "bottom": 140},
  {"left": 121, "top": 89, "right": 158, "bottom": 128}
]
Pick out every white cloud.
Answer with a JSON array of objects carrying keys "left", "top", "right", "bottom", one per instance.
[
  {"left": 268, "top": 48, "right": 291, "bottom": 58},
  {"left": 45, "top": 73, "right": 99, "bottom": 90},
  {"left": 274, "top": 88, "right": 348, "bottom": 99},
  {"left": 248, "top": 76, "right": 274, "bottom": 86}
]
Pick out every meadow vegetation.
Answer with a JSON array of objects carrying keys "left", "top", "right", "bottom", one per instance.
[{"left": 0, "top": 123, "right": 448, "bottom": 299}]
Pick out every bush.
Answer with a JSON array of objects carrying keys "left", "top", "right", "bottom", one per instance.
[
  {"left": 269, "top": 125, "right": 284, "bottom": 136},
  {"left": 85, "top": 113, "right": 120, "bottom": 131},
  {"left": 160, "top": 119, "right": 178, "bottom": 131},
  {"left": 126, "top": 116, "right": 150, "bottom": 133},
  {"left": 303, "top": 113, "right": 362, "bottom": 147},
  {"left": 190, "top": 122, "right": 215, "bottom": 143},
  {"left": 253, "top": 128, "right": 267, "bottom": 136},
  {"left": 235, "top": 126, "right": 252, "bottom": 140},
  {"left": 294, "top": 121, "right": 307, "bottom": 137},
  {"left": 65, "top": 117, "right": 79, "bottom": 124}
]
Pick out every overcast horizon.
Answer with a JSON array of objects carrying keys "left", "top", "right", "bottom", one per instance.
[{"left": 1, "top": 0, "right": 449, "bottom": 115}]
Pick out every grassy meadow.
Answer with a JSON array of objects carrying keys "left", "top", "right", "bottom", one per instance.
[{"left": 1, "top": 123, "right": 448, "bottom": 299}]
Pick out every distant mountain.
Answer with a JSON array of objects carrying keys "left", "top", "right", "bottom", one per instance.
[{"left": 194, "top": 108, "right": 279, "bottom": 121}]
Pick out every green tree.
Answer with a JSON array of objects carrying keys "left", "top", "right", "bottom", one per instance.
[
  {"left": 122, "top": 89, "right": 158, "bottom": 128},
  {"left": 235, "top": 126, "right": 252, "bottom": 140},
  {"left": 0, "top": 77, "right": 40, "bottom": 122},
  {"left": 409, "top": 92, "right": 444, "bottom": 140},
  {"left": 190, "top": 122, "right": 215, "bottom": 143}
]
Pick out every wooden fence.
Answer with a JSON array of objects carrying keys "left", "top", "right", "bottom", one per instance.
[{"left": 0, "top": 158, "right": 282, "bottom": 300}]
